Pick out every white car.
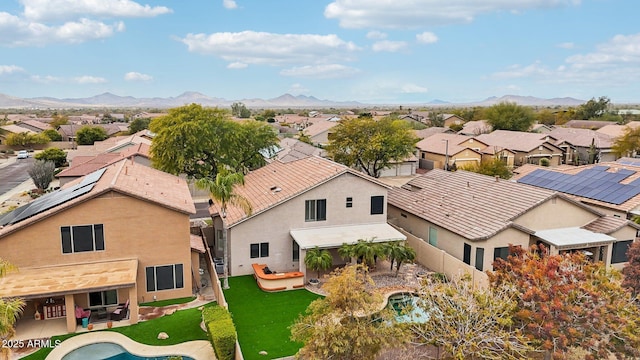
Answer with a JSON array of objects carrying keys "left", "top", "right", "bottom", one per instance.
[{"left": 17, "top": 150, "right": 29, "bottom": 159}]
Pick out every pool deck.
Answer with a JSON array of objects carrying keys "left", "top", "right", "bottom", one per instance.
[{"left": 45, "top": 332, "right": 216, "bottom": 360}]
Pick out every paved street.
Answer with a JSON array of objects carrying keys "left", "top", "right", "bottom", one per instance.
[{"left": 0, "top": 157, "right": 34, "bottom": 196}]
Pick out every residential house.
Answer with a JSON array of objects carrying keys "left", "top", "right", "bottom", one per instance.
[
  {"left": 15, "top": 119, "right": 50, "bottom": 133},
  {"left": 458, "top": 120, "right": 491, "bottom": 136},
  {"left": 302, "top": 119, "right": 340, "bottom": 146},
  {"left": 513, "top": 158, "right": 640, "bottom": 220},
  {"left": 597, "top": 121, "right": 640, "bottom": 140},
  {"left": 0, "top": 124, "right": 37, "bottom": 144},
  {"left": 270, "top": 138, "right": 326, "bottom": 163},
  {"left": 530, "top": 124, "right": 554, "bottom": 133},
  {"left": 0, "top": 160, "right": 197, "bottom": 333},
  {"left": 475, "top": 130, "right": 563, "bottom": 166},
  {"left": 388, "top": 170, "right": 638, "bottom": 273},
  {"left": 413, "top": 127, "right": 454, "bottom": 140},
  {"left": 66, "top": 130, "right": 153, "bottom": 164},
  {"left": 415, "top": 133, "right": 485, "bottom": 170},
  {"left": 548, "top": 127, "right": 616, "bottom": 164},
  {"left": 563, "top": 120, "right": 614, "bottom": 130},
  {"left": 441, "top": 114, "right": 465, "bottom": 128},
  {"left": 206, "top": 156, "right": 406, "bottom": 281}
]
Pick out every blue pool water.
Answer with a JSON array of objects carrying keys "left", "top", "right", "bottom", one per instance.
[
  {"left": 61, "top": 342, "right": 195, "bottom": 360},
  {"left": 387, "top": 293, "right": 430, "bottom": 323}
]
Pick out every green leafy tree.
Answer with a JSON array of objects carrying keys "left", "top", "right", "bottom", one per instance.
[
  {"left": 0, "top": 259, "right": 25, "bottom": 360},
  {"left": 428, "top": 112, "right": 445, "bottom": 127},
  {"left": 290, "top": 264, "right": 407, "bottom": 360},
  {"left": 410, "top": 275, "right": 533, "bottom": 359},
  {"left": 489, "top": 245, "right": 640, "bottom": 359},
  {"left": 575, "top": 96, "right": 611, "bottom": 119},
  {"left": 196, "top": 169, "right": 252, "bottom": 289},
  {"left": 150, "top": 104, "right": 278, "bottom": 179},
  {"left": 42, "top": 129, "right": 62, "bottom": 141},
  {"left": 622, "top": 241, "right": 640, "bottom": 296},
  {"left": 50, "top": 114, "right": 69, "bottom": 129},
  {"left": 304, "top": 247, "right": 333, "bottom": 280},
  {"left": 327, "top": 116, "right": 419, "bottom": 178},
  {"left": 5, "top": 132, "right": 49, "bottom": 146},
  {"left": 350, "top": 239, "right": 385, "bottom": 269},
  {"left": 230, "top": 102, "right": 251, "bottom": 118},
  {"left": 383, "top": 242, "right": 416, "bottom": 276},
  {"left": 485, "top": 102, "right": 535, "bottom": 132},
  {"left": 612, "top": 126, "right": 640, "bottom": 158},
  {"left": 536, "top": 109, "right": 557, "bottom": 126},
  {"left": 35, "top": 148, "right": 67, "bottom": 167},
  {"left": 28, "top": 160, "right": 55, "bottom": 192},
  {"left": 128, "top": 117, "right": 151, "bottom": 134},
  {"left": 76, "top": 126, "right": 108, "bottom": 145},
  {"left": 255, "top": 109, "right": 276, "bottom": 122},
  {"left": 460, "top": 157, "right": 512, "bottom": 179}
]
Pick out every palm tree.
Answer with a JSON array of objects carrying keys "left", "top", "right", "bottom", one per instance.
[
  {"left": 0, "top": 259, "right": 25, "bottom": 360},
  {"left": 390, "top": 243, "right": 417, "bottom": 277},
  {"left": 196, "top": 169, "right": 252, "bottom": 289},
  {"left": 351, "top": 239, "right": 384, "bottom": 269},
  {"left": 304, "top": 247, "right": 333, "bottom": 280},
  {"left": 338, "top": 242, "right": 355, "bottom": 263}
]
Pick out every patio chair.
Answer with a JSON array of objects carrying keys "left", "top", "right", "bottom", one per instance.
[
  {"left": 109, "top": 299, "right": 129, "bottom": 321},
  {"left": 75, "top": 305, "right": 91, "bottom": 325}
]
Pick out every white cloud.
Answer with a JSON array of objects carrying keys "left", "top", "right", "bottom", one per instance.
[
  {"left": 30, "top": 75, "right": 62, "bottom": 83},
  {"left": 366, "top": 30, "right": 387, "bottom": 40},
  {"left": 74, "top": 76, "right": 107, "bottom": 84},
  {"left": 21, "top": 0, "right": 172, "bottom": 22},
  {"left": 325, "top": 0, "right": 581, "bottom": 29},
  {"left": 222, "top": 0, "right": 238, "bottom": 10},
  {"left": 124, "top": 72, "right": 153, "bottom": 81},
  {"left": 0, "top": 65, "right": 25, "bottom": 75},
  {"left": 557, "top": 42, "right": 575, "bottom": 49},
  {"left": 372, "top": 40, "right": 407, "bottom": 52},
  {"left": 227, "top": 62, "right": 248, "bottom": 69},
  {"left": 280, "top": 64, "right": 360, "bottom": 79},
  {"left": 416, "top": 31, "right": 438, "bottom": 44},
  {"left": 400, "top": 83, "right": 428, "bottom": 93},
  {"left": 180, "top": 31, "right": 360, "bottom": 66},
  {"left": 0, "top": 11, "right": 125, "bottom": 46}
]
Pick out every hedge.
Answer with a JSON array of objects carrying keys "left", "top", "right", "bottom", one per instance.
[{"left": 203, "top": 305, "right": 236, "bottom": 360}]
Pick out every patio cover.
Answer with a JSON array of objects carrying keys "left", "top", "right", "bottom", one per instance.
[
  {"left": 290, "top": 223, "right": 406, "bottom": 250},
  {"left": 534, "top": 227, "right": 615, "bottom": 251},
  {"left": 0, "top": 259, "right": 138, "bottom": 300}
]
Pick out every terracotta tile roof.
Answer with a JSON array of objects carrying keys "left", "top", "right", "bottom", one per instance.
[
  {"left": 303, "top": 120, "right": 339, "bottom": 138},
  {"left": 0, "top": 159, "right": 194, "bottom": 238},
  {"left": 549, "top": 127, "right": 614, "bottom": 148},
  {"left": 17, "top": 119, "right": 50, "bottom": 131},
  {"left": 458, "top": 120, "right": 491, "bottom": 135},
  {"left": 1, "top": 124, "right": 36, "bottom": 134},
  {"left": 275, "top": 138, "right": 325, "bottom": 163},
  {"left": 388, "top": 169, "right": 560, "bottom": 240},
  {"left": 415, "top": 133, "right": 480, "bottom": 156},
  {"left": 475, "top": 130, "right": 560, "bottom": 153},
  {"left": 58, "top": 144, "right": 150, "bottom": 179},
  {"left": 596, "top": 121, "right": 640, "bottom": 138},
  {"left": 582, "top": 216, "right": 638, "bottom": 234},
  {"left": 190, "top": 233, "right": 206, "bottom": 253},
  {"left": 563, "top": 120, "right": 614, "bottom": 130},
  {"left": 209, "top": 156, "right": 388, "bottom": 227},
  {"left": 413, "top": 127, "right": 453, "bottom": 139}
]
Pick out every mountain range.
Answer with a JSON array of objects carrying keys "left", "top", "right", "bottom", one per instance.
[{"left": 0, "top": 92, "right": 587, "bottom": 109}]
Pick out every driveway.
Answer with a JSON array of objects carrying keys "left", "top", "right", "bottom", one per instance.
[{"left": 0, "top": 157, "right": 35, "bottom": 196}]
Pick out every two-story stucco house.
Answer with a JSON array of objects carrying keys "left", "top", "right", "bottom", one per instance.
[
  {"left": 0, "top": 159, "right": 196, "bottom": 333},
  {"left": 206, "top": 156, "right": 406, "bottom": 281}
]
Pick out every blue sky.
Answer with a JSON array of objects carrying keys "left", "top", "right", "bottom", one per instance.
[{"left": 1, "top": 0, "right": 639, "bottom": 104}]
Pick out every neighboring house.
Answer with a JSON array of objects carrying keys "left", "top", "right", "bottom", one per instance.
[
  {"left": 458, "top": 120, "right": 491, "bottom": 136},
  {"left": 563, "top": 120, "right": 615, "bottom": 130},
  {"left": 56, "top": 143, "right": 151, "bottom": 185},
  {"left": 377, "top": 154, "right": 418, "bottom": 177},
  {"left": 413, "top": 127, "right": 454, "bottom": 140},
  {"left": 302, "top": 119, "right": 340, "bottom": 146},
  {"left": 275, "top": 114, "right": 311, "bottom": 130},
  {"left": 441, "top": 114, "right": 465, "bottom": 128},
  {"left": 530, "top": 124, "right": 554, "bottom": 133},
  {"left": 66, "top": 130, "right": 153, "bottom": 164},
  {"left": 415, "top": 133, "right": 485, "bottom": 170},
  {"left": 0, "top": 124, "right": 37, "bottom": 144},
  {"left": 271, "top": 138, "right": 326, "bottom": 163},
  {"left": 388, "top": 170, "right": 638, "bottom": 273},
  {"left": 513, "top": 158, "right": 640, "bottom": 220},
  {"left": 15, "top": 119, "right": 50, "bottom": 133},
  {"left": 475, "top": 130, "right": 563, "bottom": 166},
  {"left": 0, "top": 160, "right": 197, "bottom": 333},
  {"left": 58, "top": 123, "right": 127, "bottom": 142},
  {"left": 597, "top": 121, "right": 640, "bottom": 139},
  {"left": 548, "top": 127, "right": 616, "bottom": 164},
  {"left": 206, "top": 156, "right": 406, "bottom": 281}
]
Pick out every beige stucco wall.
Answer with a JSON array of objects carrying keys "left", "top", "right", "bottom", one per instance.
[
  {"left": 0, "top": 191, "right": 193, "bottom": 303},
  {"left": 227, "top": 172, "right": 388, "bottom": 277},
  {"left": 379, "top": 162, "right": 416, "bottom": 177},
  {"left": 422, "top": 150, "right": 481, "bottom": 170},
  {"left": 514, "top": 148, "right": 562, "bottom": 167},
  {"left": 513, "top": 197, "right": 598, "bottom": 231}
]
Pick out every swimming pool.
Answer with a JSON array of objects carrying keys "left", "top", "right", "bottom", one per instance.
[
  {"left": 387, "top": 292, "right": 430, "bottom": 323},
  {"left": 61, "top": 342, "right": 195, "bottom": 360}
]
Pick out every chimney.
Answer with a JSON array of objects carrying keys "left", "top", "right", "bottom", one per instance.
[{"left": 495, "top": 175, "right": 499, "bottom": 182}]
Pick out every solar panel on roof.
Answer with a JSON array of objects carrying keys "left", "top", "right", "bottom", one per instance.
[
  {"left": 0, "top": 168, "right": 106, "bottom": 227},
  {"left": 592, "top": 165, "right": 609, "bottom": 171}
]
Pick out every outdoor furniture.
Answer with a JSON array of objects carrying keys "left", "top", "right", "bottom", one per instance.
[
  {"left": 109, "top": 299, "right": 129, "bottom": 321},
  {"left": 75, "top": 305, "right": 91, "bottom": 325}
]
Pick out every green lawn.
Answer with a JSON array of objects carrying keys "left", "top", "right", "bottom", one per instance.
[
  {"left": 21, "top": 303, "right": 214, "bottom": 360},
  {"left": 224, "top": 276, "right": 322, "bottom": 360}
]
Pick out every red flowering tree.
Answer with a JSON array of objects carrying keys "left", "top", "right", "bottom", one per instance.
[
  {"left": 622, "top": 241, "right": 640, "bottom": 296},
  {"left": 488, "top": 245, "right": 640, "bottom": 359}
]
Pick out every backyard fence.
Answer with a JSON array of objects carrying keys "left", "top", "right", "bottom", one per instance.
[{"left": 391, "top": 224, "right": 489, "bottom": 289}]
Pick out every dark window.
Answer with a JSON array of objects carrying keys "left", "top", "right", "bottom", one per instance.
[
  {"left": 475, "top": 247, "right": 484, "bottom": 271},
  {"left": 493, "top": 247, "right": 510, "bottom": 262},
  {"left": 463, "top": 243, "right": 471, "bottom": 265},
  {"left": 370, "top": 196, "right": 384, "bottom": 215},
  {"left": 293, "top": 241, "right": 300, "bottom": 261},
  {"left": 145, "top": 264, "right": 184, "bottom": 292},
  {"left": 612, "top": 240, "right": 633, "bottom": 264},
  {"left": 251, "top": 242, "right": 269, "bottom": 258},
  {"left": 305, "top": 199, "right": 326, "bottom": 221},
  {"left": 346, "top": 197, "right": 353, "bottom": 208},
  {"left": 250, "top": 244, "right": 260, "bottom": 258},
  {"left": 61, "top": 224, "right": 105, "bottom": 254},
  {"left": 88, "top": 290, "right": 117, "bottom": 307}
]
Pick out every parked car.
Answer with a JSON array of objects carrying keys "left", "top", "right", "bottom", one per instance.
[{"left": 17, "top": 150, "right": 29, "bottom": 159}]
